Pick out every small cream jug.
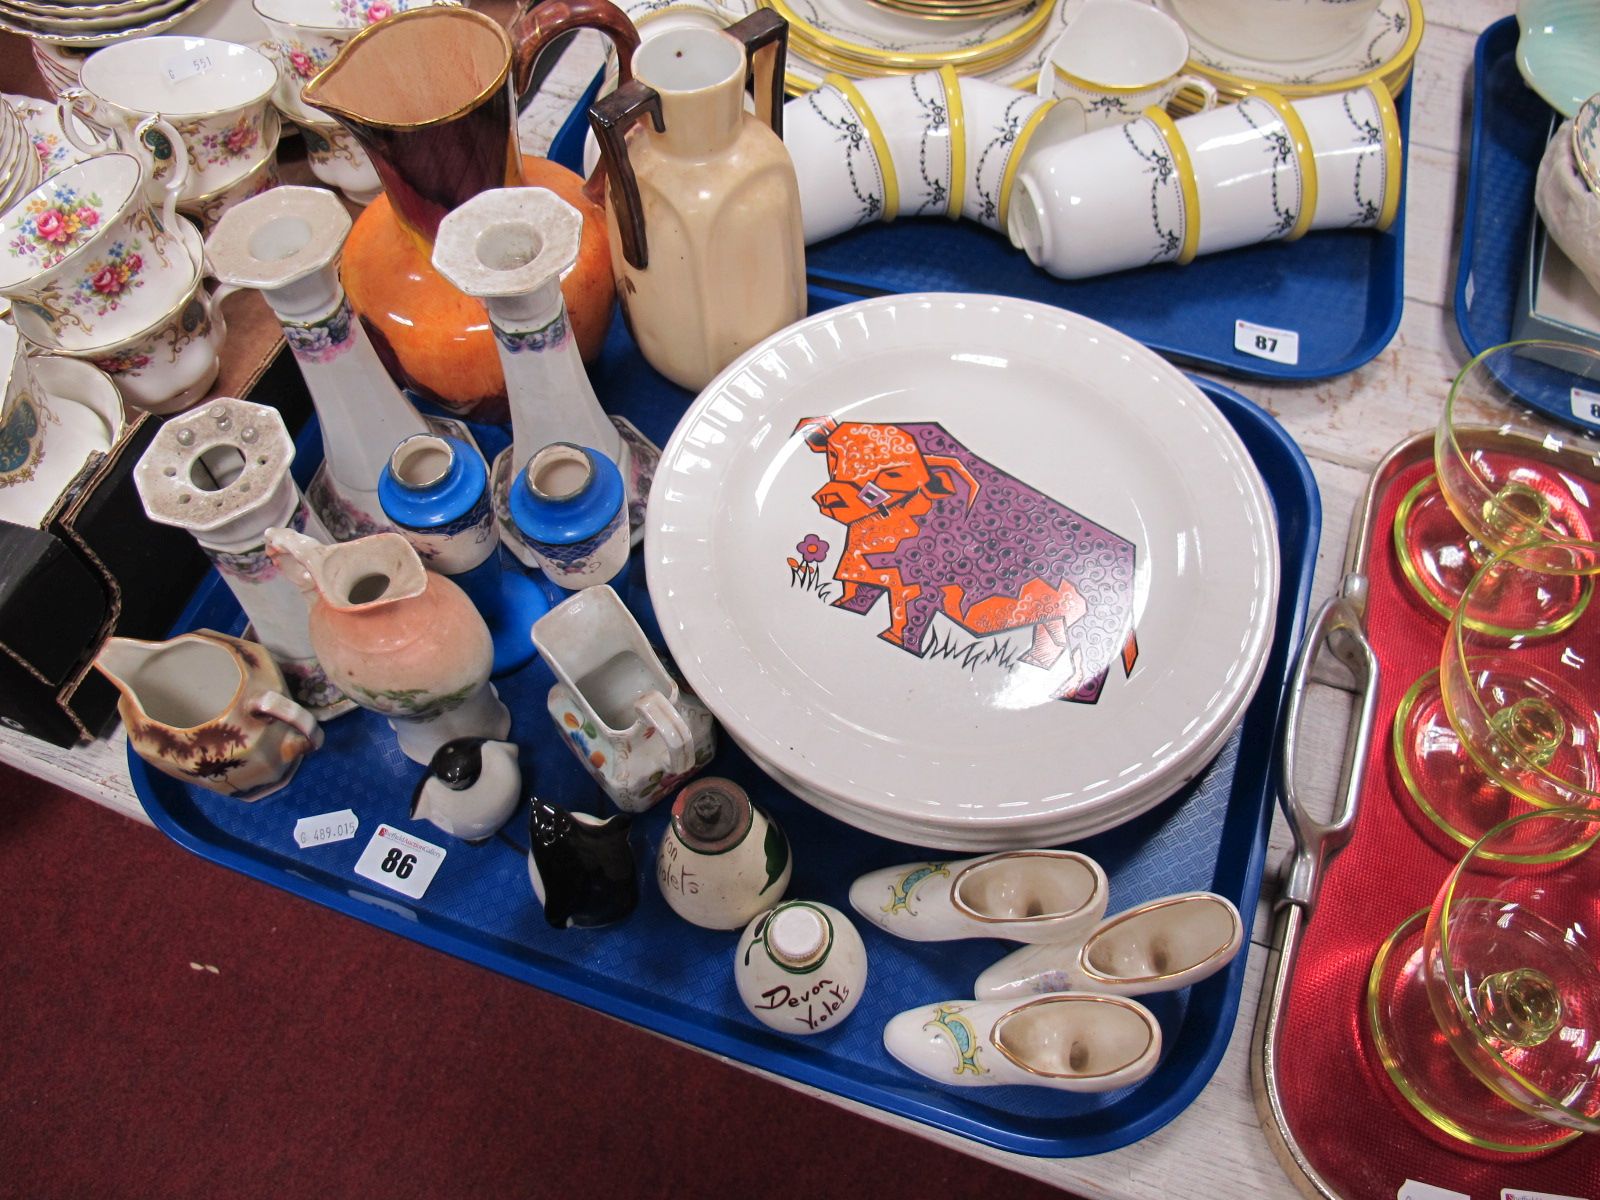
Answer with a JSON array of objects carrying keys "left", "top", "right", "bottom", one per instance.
[
  {"left": 589, "top": 11, "right": 807, "bottom": 391},
  {"left": 96, "top": 630, "right": 323, "bottom": 799}
]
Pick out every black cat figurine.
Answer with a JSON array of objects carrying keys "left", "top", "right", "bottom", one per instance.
[{"left": 526, "top": 797, "right": 638, "bottom": 928}]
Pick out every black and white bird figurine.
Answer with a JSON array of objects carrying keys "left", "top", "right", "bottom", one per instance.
[{"left": 410, "top": 738, "right": 521, "bottom": 842}]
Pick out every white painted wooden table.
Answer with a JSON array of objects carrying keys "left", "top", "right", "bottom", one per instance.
[{"left": 0, "top": 2, "right": 1517, "bottom": 1193}]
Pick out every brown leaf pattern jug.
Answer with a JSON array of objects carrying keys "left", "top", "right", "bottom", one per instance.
[{"left": 590, "top": 11, "right": 807, "bottom": 392}]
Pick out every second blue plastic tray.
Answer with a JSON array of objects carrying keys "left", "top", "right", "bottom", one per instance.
[{"left": 130, "top": 294, "right": 1319, "bottom": 1157}]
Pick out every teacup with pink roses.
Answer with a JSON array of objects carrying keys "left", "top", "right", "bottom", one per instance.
[
  {"left": 60, "top": 36, "right": 279, "bottom": 204},
  {"left": 0, "top": 152, "right": 197, "bottom": 353}
]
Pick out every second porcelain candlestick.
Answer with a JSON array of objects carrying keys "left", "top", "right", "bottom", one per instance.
[
  {"left": 431, "top": 187, "right": 660, "bottom": 566},
  {"left": 206, "top": 185, "right": 431, "bottom": 541}
]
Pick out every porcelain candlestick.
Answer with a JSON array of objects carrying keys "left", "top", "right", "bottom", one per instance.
[
  {"left": 132, "top": 397, "right": 351, "bottom": 717},
  {"left": 378, "top": 433, "right": 548, "bottom": 676},
  {"left": 206, "top": 185, "right": 431, "bottom": 540},
  {"left": 430, "top": 186, "right": 659, "bottom": 559}
]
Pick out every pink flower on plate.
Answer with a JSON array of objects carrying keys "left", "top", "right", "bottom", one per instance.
[
  {"left": 124, "top": 252, "right": 142, "bottom": 274},
  {"left": 91, "top": 265, "right": 124, "bottom": 295},
  {"left": 223, "top": 123, "right": 258, "bottom": 155},
  {"left": 34, "top": 209, "right": 67, "bottom": 242},
  {"left": 75, "top": 206, "right": 99, "bottom": 229},
  {"left": 366, "top": 1, "right": 391, "bottom": 20},
  {"left": 289, "top": 49, "right": 314, "bottom": 78}
]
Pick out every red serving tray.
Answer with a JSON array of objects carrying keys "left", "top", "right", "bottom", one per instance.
[{"left": 1270, "top": 440, "right": 1600, "bottom": 1198}]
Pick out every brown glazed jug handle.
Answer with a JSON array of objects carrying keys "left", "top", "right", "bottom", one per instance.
[
  {"left": 724, "top": 9, "right": 789, "bottom": 141},
  {"left": 510, "top": 0, "right": 641, "bottom": 98},
  {"left": 589, "top": 79, "right": 663, "bottom": 271}
]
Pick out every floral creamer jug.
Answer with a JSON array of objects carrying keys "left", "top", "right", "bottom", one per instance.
[
  {"left": 95, "top": 630, "right": 323, "bottom": 799},
  {"left": 589, "top": 11, "right": 806, "bottom": 391}
]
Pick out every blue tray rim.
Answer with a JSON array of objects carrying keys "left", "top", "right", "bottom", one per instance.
[
  {"left": 129, "top": 375, "right": 1320, "bottom": 1158},
  {"left": 1454, "top": 15, "right": 1518, "bottom": 360}
]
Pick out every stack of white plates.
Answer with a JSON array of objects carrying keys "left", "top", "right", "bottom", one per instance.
[
  {"left": 647, "top": 293, "right": 1279, "bottom": 851},
  {"left": 0, "top": 0, "right": 217, "bottom": 47}
]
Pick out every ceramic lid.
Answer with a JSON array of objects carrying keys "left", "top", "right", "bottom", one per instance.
[
  {"left": 646, "top": 293, "right": 1279, "bottom": 842},
  {"left": 204, "top": 184, "right": 350, "bottom": 290},
  {"left": 134, "top": 397, "right": 294, "bottom": 533}
]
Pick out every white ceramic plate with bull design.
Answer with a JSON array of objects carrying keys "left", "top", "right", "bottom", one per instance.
[{"left": 647, "top": 293, "right": 1278, "bottom": 846}]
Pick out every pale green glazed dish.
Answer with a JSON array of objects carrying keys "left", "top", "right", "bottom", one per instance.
[{"left": 1517, "top": 0, "right": 1600, "bottom": 117}]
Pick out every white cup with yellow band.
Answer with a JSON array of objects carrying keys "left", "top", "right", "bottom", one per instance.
[
  {"left": 1173, "top": 89, "right": 1315, "bottom": 256},
  {"left": 1006, "top": 111, "right": 1197, "bottom": 279},
  {"left": 1035, "top": 0, "right": 1217, "bottom": 137},
  {"left": 782, "top": 77, "right": 893, "bottom": 243},
  {"left": 1295, "top": 83, "right": 1403, "bottom": 233},
  {"left": 958, "top": 77, "right": 1058, "bottom": 233},
  {"left": 854, "top": 67, "right": 965, "bottom": 221}
]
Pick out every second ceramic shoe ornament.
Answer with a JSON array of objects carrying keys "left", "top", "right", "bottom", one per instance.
[
  {"left": 974, "top": 891, "right": 1245, "bottom": 1001},
  {"left": 849, "top": 851, "right": 1109, "bottom": 943},
  {"left": 882, "top": 994, "right": 1162, "bottom": 1092}
]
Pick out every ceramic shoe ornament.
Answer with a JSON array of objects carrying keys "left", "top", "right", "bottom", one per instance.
[
  {"left": 526, "top": 796, "right": 638, "bottom": 929},
  {"left": 883, "top": 994, "right": 1162, "bottom": 1093},
  {"left": 378, "top": 433, "right": 549, "bottom": 676},
  {"left": 656, "top": 777, "right": 792, "bottom": 930},
  {"left": 96, "top": 630, "right": 323, "bottom": 800},
  {"left": 974, "top": 891, "right": 1244, "bottom": 1002},
  {"left": 265, "top": 527, "right": 511, "bottom": 765},
  {"left": 532, "top": 585, "right": 716, "bottom": 812},
  {"left": 734, "top": 900, "right": 867, "bottom": 1036},
  {"left": 409, "top": 737, "right": 521, "bottom": 843},
  {"left": 848, "top": 851, "right": 1109, "bottom": 944},
  {"left": 430, "top": 186, "right": 660, "bottom": 559}
]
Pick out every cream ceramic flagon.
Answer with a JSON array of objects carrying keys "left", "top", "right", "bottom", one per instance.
[
  {"left": 849, "top": 851, "right": 1109, "bottom": 943},
  {"left": 265, "top": 527, "right": 510, "bottom": 764},
  {"left": 531, "top": 584, "right": 715, "bottom": 811},
  {"left": 96, "top": 629, "right": 323, "bottom": 799},
  {"left": 975, "top": 891, "right": 1245, "bottom": 1000},
  {"left": 590, "top": 12, "right": 807, "bottom": 391}
]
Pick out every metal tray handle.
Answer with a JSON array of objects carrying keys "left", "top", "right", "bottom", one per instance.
[{"left": 1275, "top": 584, "right": 1380, "bottom": 917}]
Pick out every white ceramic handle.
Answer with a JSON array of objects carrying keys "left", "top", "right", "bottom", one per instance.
[
  {"left": 635, "top": 689, "right": 694, "bottom": 776},
  {"left": 207, "top": 281, "right": 242, "bottom": 345},
  {"left": 56, "top": 88, "right": 113, "bottom": 156},
  {"left": 1172, "top": 75, "right": 1218, "bottom": 112},
  {"left": 132, "top": 115, "right": 189, "bottom": 237},
  {"left": 251, "top": 688, "right": 324, "bottom": 748}
]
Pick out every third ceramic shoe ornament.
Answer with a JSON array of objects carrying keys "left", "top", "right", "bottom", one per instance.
[
  {"left": 205, "top": 185, "right": 431, "bottom": 542},
  {"left": 430, "top": 186, "right": 660, "bottom": 560},
  {"left": 848, "top": 850, "right": 1109, "bottom": 943},
  {"left": 882, "top": 993, "right": 1162, "bottom": 1092},
  {"left": 974, "top": 891, "right": 1245, "bottom": 1001},
  {"left": 378, "top": 433, "right": 549, "bottom": 676}
]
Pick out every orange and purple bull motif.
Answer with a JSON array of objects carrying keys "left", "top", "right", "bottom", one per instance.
[{"left": 796, "top": 416, "right": 1139, "bottom": 703}]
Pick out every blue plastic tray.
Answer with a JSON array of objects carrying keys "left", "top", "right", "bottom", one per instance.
[
  {"left": 1455, "top": 16, "right": 1547, "bottom": 360},
  {"left": 544, "top": 77, "right": 1406, "bottom": 383},
  {"left": 131, "top": 294, "right": 1320, "bottom": 1157}
]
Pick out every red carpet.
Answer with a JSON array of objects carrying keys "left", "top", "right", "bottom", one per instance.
[{"left": 1, "top": 766, "right": 1076, "bottom": 1199}]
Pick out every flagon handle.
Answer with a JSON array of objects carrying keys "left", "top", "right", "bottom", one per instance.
[{"left": 725, "top": 9, "right": 789, "bottom": 141}]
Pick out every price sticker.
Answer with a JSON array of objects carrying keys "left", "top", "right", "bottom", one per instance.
[
  {"left": 352, "top": 824, "right": 446, "bottom": 900},
  {"left": 163, "top": 51, "right": 216, "bottom": 84},
  {"left": 1234, "top": 318, "right": 1301, "bottom": 366},
  {"left": 293, "top": 808, "right": 359, "bottom": 849},
  {"left": 1398, "top": 1183, "right": 1468, "bottom": 1200},
  {"left": 1503, "top": 1191, "right": 1590, "bottom": 1200},
  {"left": 1571, "top": 386, "right": 1600, "bottom": 426}
]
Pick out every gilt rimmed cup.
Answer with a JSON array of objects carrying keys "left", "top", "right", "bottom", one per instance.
[
  {"left": 958, "top": 77, "right": 1057, "bottom": 232},
  {"left": 176, "top": 115, "right": 282, "bottom": 234},
  {"left": 1294, "top": 83, "right": 1402, "bottom": 232},
  {"left": 0, "top": 152, "right": 195, "bottom": 352},
  {"left": 1035, "top": 0, "right": 1217, "bottom": 137},
  {"left": 854, "top": 67, "right": 964, "bottom": 222},
  {"left": 782, "top": 78, "right": 893, "bottom": 243},
  {"left": 58, "top": 36, "right": 278, "bottom": 205}
]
